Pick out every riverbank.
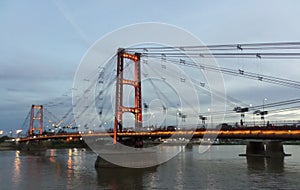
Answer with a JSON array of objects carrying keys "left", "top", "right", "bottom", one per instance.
[
  {"left": 0, "top": 140, "right": 89, "bottom": 151},
  {"left": 1, "top": 139, "right": 300, "bottom": 151}
]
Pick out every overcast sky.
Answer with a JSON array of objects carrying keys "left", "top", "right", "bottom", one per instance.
[{"left": 1, "top": 0, "right": 300, "bottom": 134}]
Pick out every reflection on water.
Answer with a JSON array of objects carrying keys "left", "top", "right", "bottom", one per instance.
[
  {"left": 96, "top": 167, "right": 156, "bottom": 190},
  {"left": 12, "top": 151, "right": 21, "bottom": 187},
  {"left": 266, "top": 157, "right": 284, "bottom": 172},
  {"left": 67, "top": 149, "right": 73, "bottom": 189},
  {"left": 49, "top": 149, "right": 56, "bottom": 163},
  {"left": 1, "top": 145, "right": 300, "bottom": 189},
  {"left": 247, "top": 156, "right": 266, "bottom": 171},
  {"left": 247, "top": 156, "right": 284, "bottom": 173},
  {"left": 67, "top": 149, "right": 73, "bottom": 170}
]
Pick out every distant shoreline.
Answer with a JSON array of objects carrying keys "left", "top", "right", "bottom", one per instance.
[{"left": 1, "top": 140, "right": 300, "bottom": 151}]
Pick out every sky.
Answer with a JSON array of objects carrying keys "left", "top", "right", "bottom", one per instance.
[{"left": 1, "top": 0, "right": 300, "bottom": 135}]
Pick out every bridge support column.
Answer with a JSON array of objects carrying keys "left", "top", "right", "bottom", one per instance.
[
  {"left": 246, "top": 141, "right": 265, "bottom": 156},
  {"left": 265, "top": 141, "right": 290, "bottom": 157},
  {"left": 240, "top": 141, "right": 291, "bottom": 157},
  {"left": 95, "top": 155, "right": 120, "bottom": 168}
]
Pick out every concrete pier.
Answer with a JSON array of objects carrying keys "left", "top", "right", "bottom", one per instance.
[
  {"left": 239, "top": 141, "right": 291, "bottom": 157},
  {"left": 246, "top": 141, "right": 266, "bottom": 156},
  {"left": 265, "top": 141, "right": 290, "bottom": 157},
  {"left": 95, "top": 156, "right": 120, "bottom": 168},
  {"left": 94, "top": 148, "right": 159, "bottom": 168}
]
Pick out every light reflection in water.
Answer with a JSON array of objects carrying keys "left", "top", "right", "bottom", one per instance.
[
  {"left": 67, "top": 149, "right": 73, "bottom": 180},
  {"left": 48, "top": 149, "right": 63, "bottom": 181},
  {"left": 65, "top": 149, "right": 73, "bottom": 190},
  {"left": 49, "top": 149, "right": 56, "bottom": 163},
  {"left": 12, "top": 150, "right": 21, "bottom": 187},
  {"left": 1, "top": 146, "right": 300, "bottom": 189},
  {"left": 72, "top": 148, "right": 82, "bottom": 170}
]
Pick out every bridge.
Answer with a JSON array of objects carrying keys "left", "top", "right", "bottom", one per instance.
[
  {"left": 17, "top": 127, "right": 300, "bottom": 142},
  {"left": 13, "top": 41, "right": 300, "bottom": 167}
]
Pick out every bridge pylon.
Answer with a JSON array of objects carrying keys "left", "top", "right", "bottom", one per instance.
[
  {"left": 29, "top": 105, "right": 43, "bottom": 136},
  {"left": 114, "top": 49, "right": 142, "bottom": 144}
]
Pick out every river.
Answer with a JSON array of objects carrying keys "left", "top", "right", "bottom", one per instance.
[{"left": 1, "top": 145, "right": 300, "bottom": 190}]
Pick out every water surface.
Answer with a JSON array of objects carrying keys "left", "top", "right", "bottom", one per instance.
[{"left": 1, "top": 145, "right": 300, "bottom": 189}]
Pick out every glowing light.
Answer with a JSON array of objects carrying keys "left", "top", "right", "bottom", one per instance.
[
  {"left": 16, "top": 129, "right": 22, "bottom": 134},
  {"left": 122, "top": 53, "right": 138, "bottom": 62},
  {"left": 68, "top": 149, "right": 72, "bottom": 157}
]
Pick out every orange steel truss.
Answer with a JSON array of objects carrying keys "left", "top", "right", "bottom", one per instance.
[
  {"left": 29, "top": 105, "right": 43, "bottom": 135},
  {"left": 114, "top": 49, "right": 142, "bottom": 144}
]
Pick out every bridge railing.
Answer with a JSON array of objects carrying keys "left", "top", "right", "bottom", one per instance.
[{"left": 239, "top": 120, "right": 299, "bottom": 127}]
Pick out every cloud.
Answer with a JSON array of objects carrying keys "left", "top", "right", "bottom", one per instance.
[{"left": 1, "top": 0, "right": 300, "bottom": 133}]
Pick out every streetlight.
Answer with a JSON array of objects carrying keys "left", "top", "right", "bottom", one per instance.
[
  {"left": 250, "top": 104, "right": 254, "bottom": 126},
  {"left": 16, "top": 129, "right": 22, "bottom": 137},
  {"left": 199, "top": 115, "right": 207, "bottom": 129},
  {"left": 253, "top": 110, "right": 261, "bottom": 126},
  {"left": 176, "top": 109, "right": 182, "bottom": 127},
  {"left": 143, "top": 103, "right": 149, "bottom": 128},
  {"left": 263, "top": 98, "right": 267, "bottom": 112},
  {"left": 163, "top": 105, "right": 167, "bottom": 128},
  {"left": 262, "top": 98, "right": 267, "bottom": 126},
  {"left": 208, "top": 108, "right": 213, "bottom": 128},
  {"left": 233, "top": 106, "right": 249, "bottom": 126},
  {"left": 152, "top": 115, "right": 158, "bottom": 128}
]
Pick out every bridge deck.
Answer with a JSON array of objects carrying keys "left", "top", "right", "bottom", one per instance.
[{"left": 18, "top": 128, "right": 300, "bottom": 142}]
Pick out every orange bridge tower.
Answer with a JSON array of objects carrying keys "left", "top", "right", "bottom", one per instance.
[
  {"left": 114, "top": 49, "right": 142, "bottom": 144},
  {"left": 29, "top": 105, "right": 43, "bottom": 135}
]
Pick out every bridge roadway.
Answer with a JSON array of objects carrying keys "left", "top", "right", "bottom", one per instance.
[{"left": 18, "top": 128, "right": 300, "bottom": 142}]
